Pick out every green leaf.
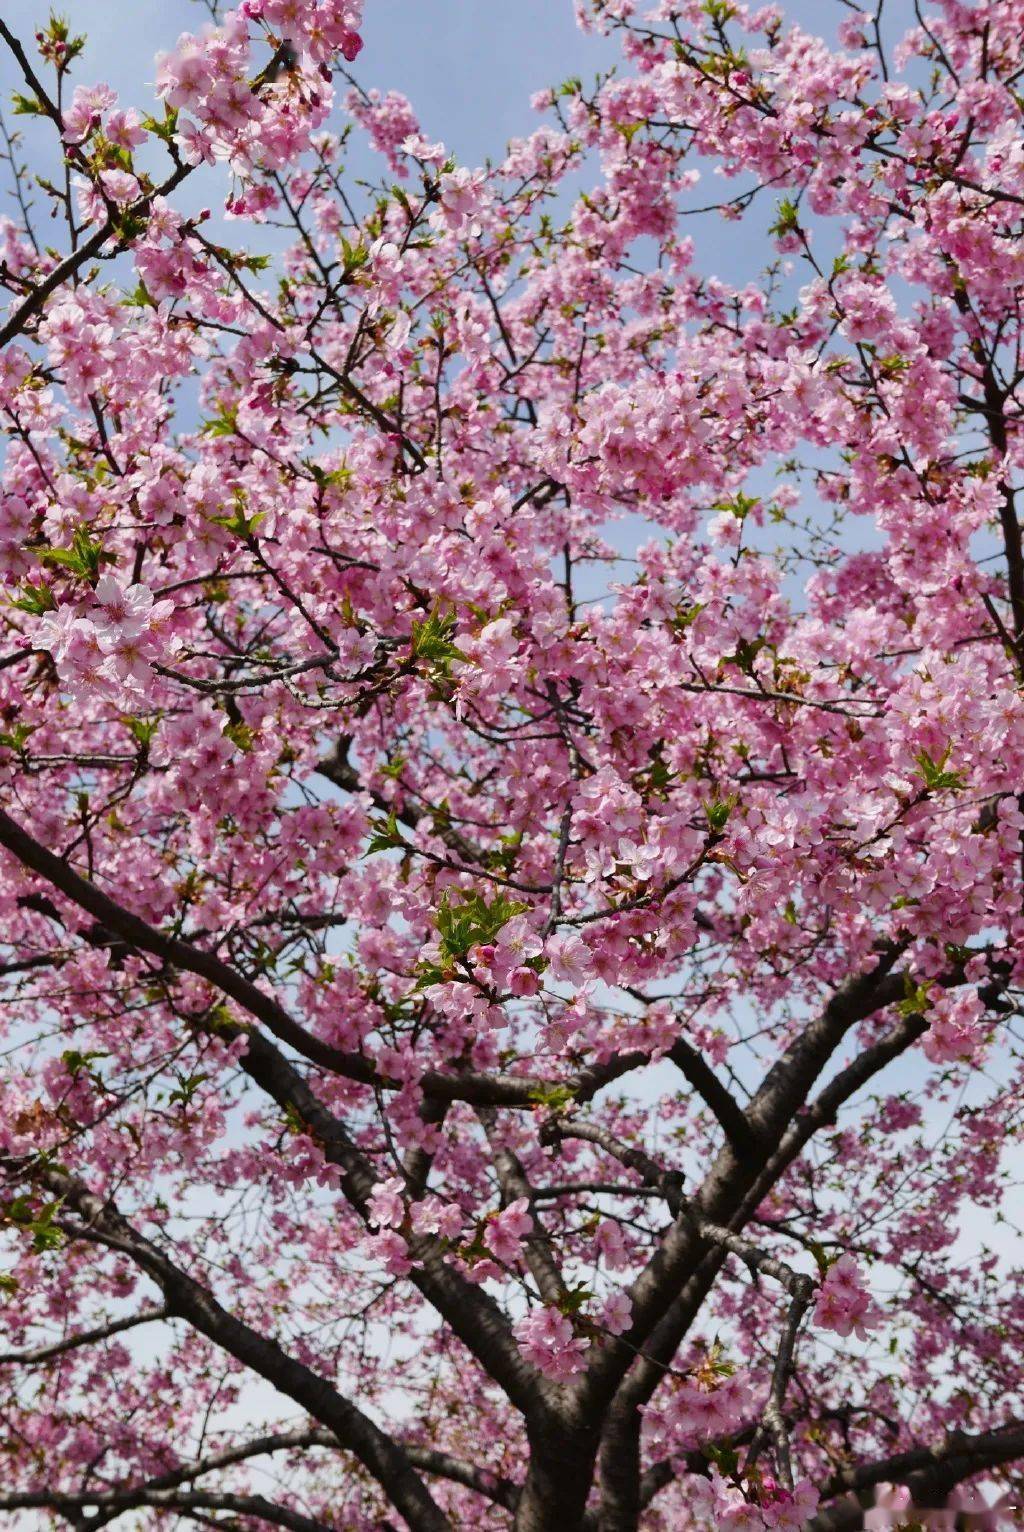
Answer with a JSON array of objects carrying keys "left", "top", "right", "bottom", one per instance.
[
  {"left": 60, "top": 1048, "right": 108, "bottom": 1078},
  {"left": 311, "top": 463, "right": 353, "bottom": 491},
  {"left": 210, "top": 503, "right": 265, "bottom": 540},
  {"left": 201, "top": 403, "right": 239, "bottom": 439},
  {"left": 223, "top": 719, "right": 255, "bottom": 753},
  {"left": 124, "top": 714, "right": 160, "bottom": 750},
  {"left": 5, "top": 1198, "right": 64, "bottom": 1255},
  {"left": 768, "top": 197, "right": 799, "bottom": 238},
  {"left": 730, "top": 636, "right": 767, "bottom": 675},
  {"left": 705, "top": 1442, "right": 740, "bottom": 1476},
  {"left": 10, "top": 579, "right": 56, "bottom": 615},
  {"left": 434, "top": 889, "right": 528, "bottom": 966},
  {"left": 898, "top": 979, "right": 930, "bottom": 1019},
  {"left": 34, "top": 526, "right": 104, "bottom": 583},
  {"left": 710, "top": 491, "right": 759, "bottom": 521},
  {"left": 0, "top": 722, "right": 37, "bottom": 754},
  {"left": 557, "top": 1283, "right": 594, "bottom": 1316},
  {"left": 410, "top": 607, "right": 463, "bottom": 669},
  {"left": 704, "top": 795, "right": 735, "bottom": 832},
  {"left": 366, "top": 810, "right": 405, "bottom": 856},
  {"left": 807, "top": 1239, "right": 831, "bottom": 1278},
  {"left": 638, "top": 741, "right": 675, "bottom": 799},
  {"left": 526, "top": 1083, "right": 577, "bottom": 1112},
  {"left": 207, "top": 1002, "right": 237, "bottom": 1035},
  {"left": 168, "top": 1071, "right": 208, "bottom": 1109},
  {"left": 913, "top": 745, "right": 963, "bottom": 793},
  {"left": 282, "top": 1102, "right": 306, "bottom": 1134},
  {"left": 11, "top": 92, "right": 45, "bottom": 117},
  {"left": 340, "top": 237, "right": 368, "bottom": 277},
  {"left": 41, "top": 12, "right": 85, "bottom": 58},
  {"left": 487, "top": 829, "right": 524, "bottom": 875},
  {"left": 670, "top": 600, "right": 704, "bottom": 635},
  {"left": 122, "top": 280, "right": 156, "bottom": 309},
  {"left": 142, "top": 105, "right": 179, "bottom": 143}
]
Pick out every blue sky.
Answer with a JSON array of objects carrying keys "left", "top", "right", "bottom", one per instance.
[
  {"left": 0, "top": 0, "right": 857, "bottom": 213},
  {"left": 0, "top": 0, "right": 617, "bottom": 171},
  {"left": 0, "top": 0, "right": 859, "bottom": 157},
  {"left": 0, "top": 0, "right": 897, "bottom": 399}
]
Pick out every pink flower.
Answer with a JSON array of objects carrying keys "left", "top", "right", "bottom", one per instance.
[
  {"left": 61, "top": 82, "right": 115, "bottom": 144},
  {"left": 484, "top": 1197, "right": 533, "bottom": 1263},
  {"left": 813, "top": 1255, "right": 883, "bottom": 1340},
  {"left": 922, "top": 989, "right": 988, "bottom": 1065},
  {"left": 100, "top": 633, "right": 154, "bottom": 688},
  {"left": 514, "top": 1306, "right": 588, "bottom": 1380},
  {"left": 598, "top": 1290, "right": 633, "bottom": 1335},
  {"left": 545, "top": 931, "right": 592, "bottom": 987},
  {"left": 487, "top": 916, "right": 543, "bottom": 985},
  {"left": 94, "top": 577, "right": 171, "bottom": 638},
  {"left": 174, "top": 117, "right": 217, "bottom": 167},
  {"left": 105, "top": 109, "right": 148, "bottom": 149},
  {"left": 99, "top": 170, "right": 142, "bottom": 205},
  {"left": 615, "top": 839, "right": 661, "bottom": 882},
  {"left": 37, "top": 609, "right": 111, "bottom": 694},
  {"left": 708, "top": 510, "right": 742, "bottom": 547},
  {"left": 672, "top": 1373, "right": 751, "bottom": 1441},
  {"left": 409, "top": 1197, "right": 463, "bottom": 1240},
  {"left": 364, "top": 1230, "right": 412, "bottom": 1278},
  {"left": 508, "top": 966, "right": 540, "bottom": 997},
  {"left": 367, "top": 1176, "right": 405, "bottom": 1230},
  {"left": 437, "top": 167, "right": 485, "bottom": 233}
]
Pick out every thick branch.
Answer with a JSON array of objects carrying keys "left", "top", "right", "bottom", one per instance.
[
  {"left": 732, "top": 1008, "right": 930, "bottom": 1230},
  {"left": 577, "top": 951, "right": 915, "bottom": 1417},
  {"left": 3, "top": 1427, "right": 519, "bottom": 1527},
  {"left": 747, "top": 1282, "right": 814, "bottom": 1490},
  {"left": 666, "top": 1037, "right": 755, "bottom": 1154},
  {"left": 742, "top": 946, "right": 908, "bottom": 1145},
  {"left": 807, "top": 1420, "right": 1024, "bottom": 1530},
  {"left": 0, "top": 803, "right": 638, "bottom": 1114},
  {"left": 404, "top": 1446, "right": 520, "bottom": 1513}
]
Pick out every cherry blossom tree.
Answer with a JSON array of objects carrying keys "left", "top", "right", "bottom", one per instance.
[{"left": 1, "top": 0, "right": 1023, "bottom": 1526}]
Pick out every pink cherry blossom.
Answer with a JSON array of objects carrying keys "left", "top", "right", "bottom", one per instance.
[
  {"left": 514, "top": 1306, "right": 588, "bottom": 1381},
  {"left": 813, "top": 1255, "right": 884, "bottom": 1341},
  {"left": 483, "top": 1198, "right": 533, "bottom": 1264},
  {"left": 98, "top": 169, "right": 141, "bottom": 204}
]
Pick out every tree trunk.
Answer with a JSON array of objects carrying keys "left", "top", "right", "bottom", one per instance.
[
  {"left": 593, "top": 1409, "right": 641, "bottom": 1531},
  {"left": 513, "top": 1424, "right": 599, "bottom": 1532}
]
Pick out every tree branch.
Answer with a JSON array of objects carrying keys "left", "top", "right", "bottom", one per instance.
[
  {"left": 666, "top": 1037, "right": 755, "bottom": 1155},
  {"left": 0, "top": 1488, "right": 333, "bottom": 1532},
  {"left": 479, "top": 1109, "right": 568, "bottom": 1306},
  {"left": 0, "top": 1158, "right": 451, "bottom": 1532},
  {"left": 0, "top": 1306, "right": 168, "bottom": 1366},
  {"left": 0, "top": 807, "right": 552, "bottom": 1422},
  {"left": 808, "top": 1420, "right": 1024, "bottom": 1530}
]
